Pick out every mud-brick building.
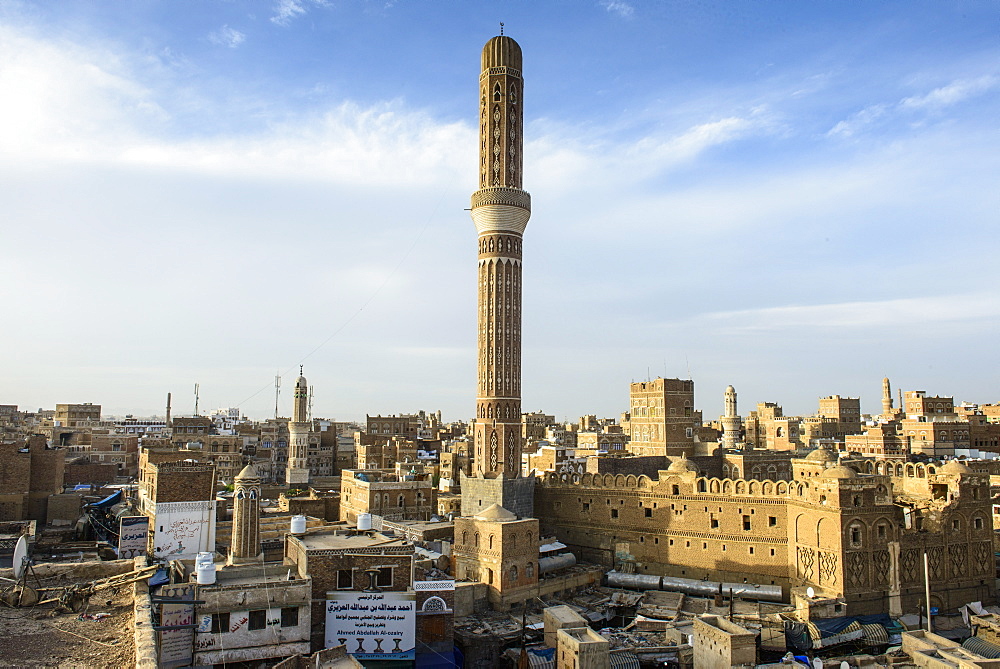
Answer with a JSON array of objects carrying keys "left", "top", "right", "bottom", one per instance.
[
  {"left": 0, "top": 435, "right": 65, "bottom": 522},
  {"left": 535, "top": 450, "right": 995, "bottom": 615}
]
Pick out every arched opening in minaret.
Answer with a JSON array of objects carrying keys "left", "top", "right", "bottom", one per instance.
[{"left": 493, "top": 83, "right": 502, "bottom": 102}]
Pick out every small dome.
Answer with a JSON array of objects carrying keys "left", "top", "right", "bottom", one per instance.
[
  {"left": 474, "top": 503, "right": 517, "bottom": 522},
  {"left": 235, "top": 464, "right": 259, "bottom": 481},
  {"left": 940, "top": 459, "right": 972, "bottom": 475},
  {"left": 806, "top": 447, "right": 837, "bottom": 463},
  {"left": 667, "top": 454, "right": 699, "bottom": 474},
  {"left": 821, "top": 465, "right": 857, "bottom": 479},
  {"left": 725, "top": 385, "right": 736, "bottom": 393}
]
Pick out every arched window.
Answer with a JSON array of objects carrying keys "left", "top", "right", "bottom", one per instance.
[
  {"left": 509, "top": 565, "right": 518, "bottom": 583},
  {"left": 526, "top": 562, "right": 534, "bottom": 578},
  {"left": 474, "top": 533, "right": 480, "bottom": 547},
  {"left": 489, "top": 535, "right": 494, "bottom": 550}
]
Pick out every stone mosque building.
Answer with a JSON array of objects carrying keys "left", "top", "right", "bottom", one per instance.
[{"left": 448, "top": 32, "right": 999, "bottom": 620}]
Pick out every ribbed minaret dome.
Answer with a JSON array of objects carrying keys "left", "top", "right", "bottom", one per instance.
[
  {"left": 482, "top": 35, "right": 522, "bottom": 70},
  {"left": 726, "top": 385, "right": 735, "bottom": 393}
]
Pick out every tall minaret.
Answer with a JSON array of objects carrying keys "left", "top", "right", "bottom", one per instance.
[
  {"left": 285, "top": 366, "right": 310, "bottom": 486},
  {"left": 881, "top": 377, "right": 894, "bottom": 418},
  {"left": 721, "top": 385, "right": 742, "bottom": 450},
  {"left": 471, "top": 34, "right": 531, "bottom": 479},
  {"left": 229, "top": 464, "right": 261, "bottom": 563}
]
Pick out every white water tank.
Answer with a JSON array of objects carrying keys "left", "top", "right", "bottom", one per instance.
[
  {"left": 196, "top": 560, "right": 216, "bottom": 585},
  {"left": 357, "top": 513, "right": 372, "bottom": 531},
  {"left": 290, "top": 515, "right": 307, "bottom": 535},
  {"left": 196, "top": 551, "right": 214, "bottom": 567}
]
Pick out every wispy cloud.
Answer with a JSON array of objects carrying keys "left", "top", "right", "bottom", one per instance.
[
  {"left": 827, "top": 103, "right": 888, "bottom": 138},
  {"left": 900, "top": 75, "right": 997, "bottom": 111},
  {"left": 208, "top": 25, "right": 246, "bottom": 49},
  {"left": 271, "top": 0, "right": 329, "bottom": 27},
  {"left": 828, "top": 75, "right": 998, "bottom": 137},
  {"left": 601, "top": 1, "right": 634, "bottom": 18},
  {"left": 698, "top": 293, "right": 1000, "bottom": 333}
]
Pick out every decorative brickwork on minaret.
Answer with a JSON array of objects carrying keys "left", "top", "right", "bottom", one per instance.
[
  {"left": 229, "top": 464, "right": 261, "bottom": 563},
  {"left": 471, "top": 36, "right": 531, "bottom": 479},
  {"left": 286, "top": 367, "right": 310, "bottom": 486},
  {"left": 722, "top": 385, "right": 742, "bottom": 450}
]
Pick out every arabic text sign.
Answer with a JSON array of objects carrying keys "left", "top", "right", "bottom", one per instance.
[
  {"left": 117, "top": 516, "right": 148, "bottom": 558},
  {"left": 325, "top": 591, "right": 415, "bottom": 660}
]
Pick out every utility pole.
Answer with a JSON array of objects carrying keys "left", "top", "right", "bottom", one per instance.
[{"left": 924, "top": 551, "right": 933, "bottom": 632}]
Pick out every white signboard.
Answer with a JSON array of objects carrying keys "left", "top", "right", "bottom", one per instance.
[
  {"left": 153, "top": 501, "right": 216, "bottom": 561},
  {"left": 117, "top": 516, "right": 149, "bottom": 559},
  {"left": 326, "top": 591, "right": 416, "bottom": 660}
]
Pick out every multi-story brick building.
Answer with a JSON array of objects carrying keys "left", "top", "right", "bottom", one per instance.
[
  {"left": 818, "top": 395, "right": 862, "bottom": 440},
  {"left": 284, "top": 527, "right": 415, "bottom": 651},
  {"left": 339, "top": 468, "right": 436, "bottom": 523},
  {"left": 744, "top": 402, "right": 802, "bottom": 451},
  {"left": 453, "top": 504, "right": 539, "bottom": 611},
  {"left": 0, "top": 435, "right": 65, "bottom": 521},
  {"left": 54, "top": 403, "right": 101, "bottom": 427},
  {"left": 626, "top": 378, "right": 698, "bottom": 457}
]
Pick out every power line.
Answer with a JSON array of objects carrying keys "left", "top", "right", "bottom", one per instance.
[{"left": 232, "top": 195, "right": 443, "bottom": 411}]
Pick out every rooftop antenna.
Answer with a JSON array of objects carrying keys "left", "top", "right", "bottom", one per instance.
[
  {"left": 308, "top": 385, "right": 315, "bottom": 421},
  {"left": 274, "top": 373, "right": 282, "bottom": 420},
  {"left": 193, "top": 383, "right": 200, "bottom": 417},
  {"left": 500, "top": 21, "right": 504, "bottom": 36},
  {"left": 686, "top": 357, "right": 691, "bottom": 380}
]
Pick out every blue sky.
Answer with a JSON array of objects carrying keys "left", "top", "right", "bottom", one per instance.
[{"left": 1, "top": 0, "right": 998, "bottom": 422}]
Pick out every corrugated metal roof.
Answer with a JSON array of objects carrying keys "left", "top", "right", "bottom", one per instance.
[
  {"left": 610, "top": 651, "right": 640, "bottom": 669},
  {"left": 963, "top": 636, "right": 1000, "bottom": 659}
]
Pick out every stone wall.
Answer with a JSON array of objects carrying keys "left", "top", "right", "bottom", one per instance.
[{"left": 459, "top": 473, "right": 534, "bottom": 519}]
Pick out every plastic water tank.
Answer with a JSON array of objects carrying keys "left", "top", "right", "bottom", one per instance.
[
  {"left": 357, "top": 513, "right": 372, "bottom": 531},
  {"left": 196, "top": 552, "right": 214, "bottom": 568},
  {"left": 290, "top": 515, "right": 307, "bottom": 535},
  {"left": 196, "top": 560, "right": 216, "bottom": 585}
]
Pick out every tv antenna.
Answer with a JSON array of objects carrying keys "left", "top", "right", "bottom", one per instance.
[
  {"left": 193, "top": 383, "right": 200, "bottom": 417},
  {"left": 274, "top": 373, "right": 281, "bottom": 419},
  {"left": 308, "top": 385, "right": 315, "bottom": 421}
]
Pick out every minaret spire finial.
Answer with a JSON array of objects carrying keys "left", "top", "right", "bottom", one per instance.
[
  {"left": 500, "top": 21, "right": 504, "bottom": 36},
  {"left": 300, "top": 364, "right": 303, "bottom": 376}
]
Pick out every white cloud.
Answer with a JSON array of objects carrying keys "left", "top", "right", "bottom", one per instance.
[
  {"left": 827, "top": 103, "right": 887, "bottom": 138},
  {"left": 698, "top": 293, "right": 1000, "bottom": 334},
  {"left": 271, "top": 0, "right": 330, "bottom": 26},
  {"left": 208, "top": 25, "right": 246, "bottom": 49},
  {"left": 601, "top": 1, "right": 634, "bottom": 18},
  {"left": 829, "top": 74, "right": 997, "bottom": 137},
  {"left": 900, "top": 75, "right": 997, "bottom": 110}
]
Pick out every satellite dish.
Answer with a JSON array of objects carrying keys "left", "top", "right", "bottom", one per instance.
[
  {"left": 12, "top": 536, "right": 28, "bottom": 579},
  {"left": 806, "top": 586, "right": 815, "bottom": 598}
]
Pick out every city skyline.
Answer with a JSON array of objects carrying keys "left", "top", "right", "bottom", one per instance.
[{"left": 2, "top": 1, "right": 998, "bottom": 421}]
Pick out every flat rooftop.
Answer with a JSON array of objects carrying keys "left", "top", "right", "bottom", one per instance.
[{"left": 295, "top": 529, "right": 410, "bottom": 552}]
